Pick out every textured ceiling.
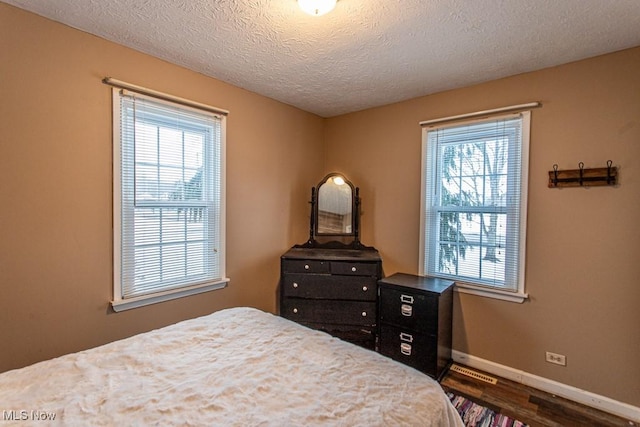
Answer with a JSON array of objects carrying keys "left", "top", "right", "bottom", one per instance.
[{"left": 4, "top": 0, "right": 640, "bottom": 117}]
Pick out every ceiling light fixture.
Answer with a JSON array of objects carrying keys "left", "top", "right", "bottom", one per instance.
[{"left": 298, "top": 0, "right": 337, "bottom": 16}]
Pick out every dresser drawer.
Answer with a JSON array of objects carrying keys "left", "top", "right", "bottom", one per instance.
[
  {"left": 379, "top": 324, "right": 437, "bottom": 376},
  {"left": 282, "top": 274, "right": 377, "bottom": 301},
  {"left": 281, "top": 298, "right": 376, "bottom": 326},
  {"left": 378, "top": 286, "right": 438, "bottom": 334},
  {"left": 330, "top": 261, "right": 378, "bottom": 276},
  {"left": 282, "top": 259, "right": 330, "bottom": 274}
]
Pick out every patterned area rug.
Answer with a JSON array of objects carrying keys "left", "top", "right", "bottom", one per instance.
[{"left": 447, "top": 392, "right": 529, "bottom": 427}]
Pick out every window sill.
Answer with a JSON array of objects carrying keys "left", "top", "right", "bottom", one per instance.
[
  {"left": 111, "top": 278, "right": 230, "bottom": 312},
  {"left": 454, "top": 282, "right": 528, "bottom": 303}
]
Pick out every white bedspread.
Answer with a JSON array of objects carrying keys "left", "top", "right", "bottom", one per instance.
[{"left": 0, "top": 307, "right": 463, "bottom": 426}]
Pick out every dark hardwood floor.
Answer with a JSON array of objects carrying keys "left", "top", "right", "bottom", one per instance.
[{"left": 440, "top": 364, "right": 637, "bottom": 427}]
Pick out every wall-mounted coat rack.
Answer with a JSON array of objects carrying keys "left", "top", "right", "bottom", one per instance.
[{"left": 548, "top": 161, "right": 617, "bottom": 188}]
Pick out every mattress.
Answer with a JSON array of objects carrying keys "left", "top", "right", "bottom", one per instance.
[{"left": 0, "top": 307, "right": 463, "bottom": 426}]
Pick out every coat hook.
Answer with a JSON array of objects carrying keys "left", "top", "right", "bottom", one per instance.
[
  {"left": 548, "top": 160, "right": 618, "bottom": 188},
  {"left": 578, "top": 162, "right": 584, "bottom": 186}
]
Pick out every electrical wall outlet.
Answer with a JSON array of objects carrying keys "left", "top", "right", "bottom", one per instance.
[{"left": 545, "top": 351, "right": 567, "bottom": 366}]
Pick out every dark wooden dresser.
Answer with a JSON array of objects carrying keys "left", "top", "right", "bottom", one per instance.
[
  {"left": 378, "top": 273, "right": 454, "bottom": 380},
  {"left": 280, "top": 247, "right": 382, "bottom": 349}
]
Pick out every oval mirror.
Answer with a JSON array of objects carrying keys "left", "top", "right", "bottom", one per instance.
[{"left": 316, "top": 173, "right": 354, "bottom": 235}]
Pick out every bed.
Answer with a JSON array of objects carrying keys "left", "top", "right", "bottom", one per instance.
[{"left": 0, "top": 307, "right": 463, "bottom": 426}]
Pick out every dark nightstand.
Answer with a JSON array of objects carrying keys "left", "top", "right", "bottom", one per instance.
[{"left": 377, "top": 273, "right": 454, "bottom": 380}]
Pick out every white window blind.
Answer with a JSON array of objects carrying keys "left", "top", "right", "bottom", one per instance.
[
  {"left": 113, "top": 88, "right": 226, "bottom": 309},
  {"left": 421, "top": 112, "right": 529, "bottom": 299}
]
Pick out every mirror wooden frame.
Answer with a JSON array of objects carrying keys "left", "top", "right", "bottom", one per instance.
[
  {"left": 315, "top": 173, "right": 356, "bottom": 237},
  {"left": 296, "top": 173, "right": 376, "bottom": 250}
]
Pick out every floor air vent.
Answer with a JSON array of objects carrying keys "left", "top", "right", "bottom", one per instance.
[{"left": 450, "top": 364, "right": 498, "bottom": 385}]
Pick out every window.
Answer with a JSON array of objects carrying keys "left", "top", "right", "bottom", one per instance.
[
  {"left": 112, "top": 88, "right": 227, "bottom": 311},
  {"left": 420, "top": 112, "right": 530, "bottom": 302}
]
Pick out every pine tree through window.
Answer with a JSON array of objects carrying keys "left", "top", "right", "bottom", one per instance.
[{"left": 421, "top": 112, "right": 530, "bottom": 301}]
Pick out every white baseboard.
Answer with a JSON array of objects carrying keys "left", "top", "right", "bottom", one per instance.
[{"left": 451, "top": 350, "right": 640, "bottom": 423}]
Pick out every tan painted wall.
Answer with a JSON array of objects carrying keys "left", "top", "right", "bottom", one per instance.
[
  {"left": 324, "top": 47, "right": 640, "bottom": 406},
  {"left": 0, "top": 4, "right": 324, "bottom": 372},
  {"left": 2, "top": 1, "right": 639, "bottom": 410}
]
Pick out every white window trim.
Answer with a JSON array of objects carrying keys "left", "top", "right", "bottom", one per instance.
[
  {"left": 111, "top": 88, "right": 228, "bottom": 311},
  {"left": 419, "top": 112, "right": 530, "bottom": 303},
  {"left": 111, "top": 279, "right": 229, "bottom": 312}
]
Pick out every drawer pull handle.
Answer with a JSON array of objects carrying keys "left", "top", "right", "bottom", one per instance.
[
  {"left": 293, "top": 308, "right": 298, "bottom": 314},
  {"left": 362, "top": 286, "right": 368, "bottom": 292},
  {"left": 361, "top": 311, "right": 367, "bottom": 317},
  {"left": 401, "top": 304, "right": 413, "bottom": 317},
  {"left": 400, "top": 294, "right": 414, "bottom": 304},
  {"left": 292, "top": 282, "right": 299, "bottom": 288},
  {"left": 399, "top": 332, "right": 414, "bottom": 343},
  {"left": 351, "top": 266, "right": 357, "bottom": 272},
  {"left": 400, "top": 343, "right": 412, "bottom": 356},
  {"left": 304, "top": 264, "right": 310, "bottom": 270}
]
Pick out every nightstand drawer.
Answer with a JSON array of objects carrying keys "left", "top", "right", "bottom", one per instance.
[
  {"left": 282, "top": 259, "right": 330, "bottom": 274},
  {"left": 378, "top": 286, "right": 438, "bottom": 334},
  {"left": 378, "top": 324, "right": 437, "bottom": 376},
  {"left": 281, "top": 298, "right": 376, "bottom": 326},
  {"left": 282, "top": 273, "right": 377, "bottom": 301}
]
